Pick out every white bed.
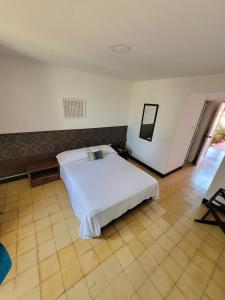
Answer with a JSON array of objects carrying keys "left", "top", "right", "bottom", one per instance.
[{"left": 59, "top": 149, "right": 159, "bottom": 238}]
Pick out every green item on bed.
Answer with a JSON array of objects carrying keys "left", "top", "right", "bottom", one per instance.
[{"left": 87, "top": 150, "right": 103, "bottom": 160}]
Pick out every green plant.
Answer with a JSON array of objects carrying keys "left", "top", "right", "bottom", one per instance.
[{"left": 212, "top": 124, "right": 225, "bottom": 143}]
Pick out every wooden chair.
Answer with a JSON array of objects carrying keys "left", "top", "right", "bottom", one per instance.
[{"left": 195, "top": 188, "right": 225, "bottom": 234}]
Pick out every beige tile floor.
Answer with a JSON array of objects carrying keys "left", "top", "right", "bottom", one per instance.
[{"left": 0, "top": 155, "right": 225, "bottom": 300}]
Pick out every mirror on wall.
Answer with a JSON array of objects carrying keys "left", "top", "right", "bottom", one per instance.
[{"left": 139, "top": 104, "right": 159, "bottom": 141}]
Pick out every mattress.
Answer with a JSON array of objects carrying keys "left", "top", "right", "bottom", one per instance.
[{"left": 60, "top": 153, "right": 159, "bottom": 238}]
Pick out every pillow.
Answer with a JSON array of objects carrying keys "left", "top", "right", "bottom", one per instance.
[
  {"left": 56, "top": 147, "right": 88, "bottom": 165},
  {"left": 87, "top": 150, "right": 103, "bottom": 161},
  {"left": 88, "top": 145, "right": 116, "bottom": 154}
]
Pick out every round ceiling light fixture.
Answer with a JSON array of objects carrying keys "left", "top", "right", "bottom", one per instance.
[{"left": 110, "top": 44, "right": 131, "bottom": 53}]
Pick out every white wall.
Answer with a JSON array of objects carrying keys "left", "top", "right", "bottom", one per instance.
[
  {"left": 0, "top": 56, "right": 132, "bottom": 134},
  {"left": 127, "top": 75, "right": 225, "bottom": 174},
  {"left": 206, "top": 156, "right": 225, "bottom": 199},
  {"left": 167, "top": 92, "right": 225, "bottom": 172},
  {"left": 1, "top": 54, "right": 225, "bottom": 176}
]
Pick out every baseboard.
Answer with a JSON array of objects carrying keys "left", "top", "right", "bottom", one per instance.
[
  {"left": 128, "top": 155, "right": 183, "bottom": 178},
  {"left": 201, "top": 198, "right": 209, "bottom": 204},
  {"left": 164, "top": 166, "right": 183, "bottom": 176},
  {"left": 0, "top": 173, "right": 28, "bottom": 184}
]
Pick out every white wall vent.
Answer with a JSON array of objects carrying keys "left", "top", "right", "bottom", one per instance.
[{"left": 63, "top": 98, "right": 86, "bottom": 118}]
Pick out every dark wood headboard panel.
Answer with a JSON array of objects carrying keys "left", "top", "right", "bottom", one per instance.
[{"left": 0, "top": 126, "right": 127, "bottom": 179}]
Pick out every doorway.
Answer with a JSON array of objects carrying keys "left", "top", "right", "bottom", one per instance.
[
  {"left": 186, "top": 101, "right": 225, "bottom": 166},
  {"left": 211, "top": 111, "right": 225, "bottom": 151}
]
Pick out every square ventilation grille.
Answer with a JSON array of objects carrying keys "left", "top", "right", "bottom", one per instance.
[{"left": 63, "top": 98, "right": 86, "bottom": 119}]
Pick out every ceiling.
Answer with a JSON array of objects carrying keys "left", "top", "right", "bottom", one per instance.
[{"left": 0, "top": 0, "right": 225, "bottom": 81}]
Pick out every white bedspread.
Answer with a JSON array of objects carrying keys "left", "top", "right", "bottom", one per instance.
[{"left": 60, "top": 153, "right": 159, "bottom": 238}]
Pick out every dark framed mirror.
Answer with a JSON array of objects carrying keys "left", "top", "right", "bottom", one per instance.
[{"left": 139, "top": 104, "right": 159, "bottom": 141}]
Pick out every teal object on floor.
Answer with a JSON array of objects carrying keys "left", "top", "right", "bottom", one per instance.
[{"left": 0, "top": 243, "right": 12, "bottom": 284}]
